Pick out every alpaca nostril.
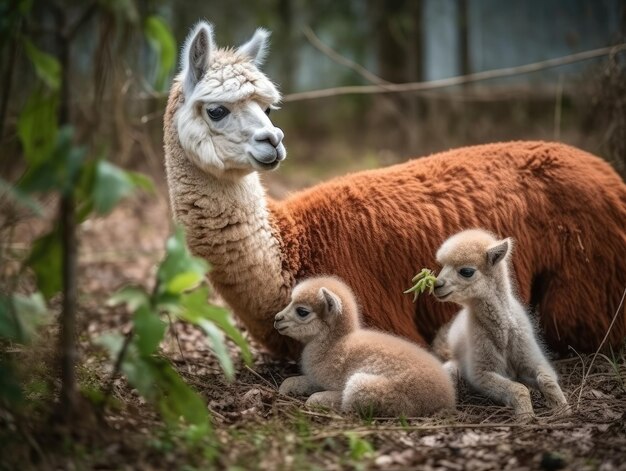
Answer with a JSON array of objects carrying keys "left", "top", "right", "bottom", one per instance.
[
  {"left": 435, "top": 279, "right": 445, "bottom": 288},
  {"left": 275, "top": 314, "right": 284, "bottom": 322},
  {"left": 254, "top": 129, "right": 281, "bottom": 148}
]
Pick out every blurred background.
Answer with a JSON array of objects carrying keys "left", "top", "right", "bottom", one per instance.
[{"left": 1, "top": 0, "right": 625, "bottom": 194}]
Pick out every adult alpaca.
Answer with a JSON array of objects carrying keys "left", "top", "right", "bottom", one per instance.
[{"left": 164, "top": 21, "right": 626, "bottom": 358}]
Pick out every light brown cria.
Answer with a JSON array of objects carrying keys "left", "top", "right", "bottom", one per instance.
[{"left": 275, "top": 276, "right": 456, "bottom": 417}]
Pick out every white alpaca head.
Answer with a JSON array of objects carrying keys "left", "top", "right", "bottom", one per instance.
[
  {"left": 176, "top": 21, "right": 286, "bottom": 179},
  {"left": 434, "top": 229, "right": 513, "bottom": 305},
  {"left": 273, "top": 277, "right": 359, "bottom": 343}
]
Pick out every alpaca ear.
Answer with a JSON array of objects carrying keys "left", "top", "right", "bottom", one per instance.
[
  {"left": 319, "top": 288, "right": 342, "bottom": 316},
  {"left": 238, "top": 28, "right": 270, "bottom": 66},
  {"left": 182, "top": 21, "right": 215, "bottom": 96},
  {"left": 486, "top": 238, "right": 511, "bottom": 266}
]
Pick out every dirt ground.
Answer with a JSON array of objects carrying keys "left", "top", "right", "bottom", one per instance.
[{"left": 2, "top": 177, "right": 625, "bottom": 471}]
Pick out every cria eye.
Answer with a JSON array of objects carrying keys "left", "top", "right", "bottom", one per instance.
[
  {"left": 459, "top": 268, "right": 476, "bottom": 278},
  {"left": 296, "top": 307, "right": 310, "bottom": 318},
  {"left": 206, "top": 105, "right": 230, "bottom": 121},
  {"left": 265, "top": 107, "right": 271, "bottom": 116}
]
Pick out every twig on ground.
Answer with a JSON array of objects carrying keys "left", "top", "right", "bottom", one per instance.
[
  {"left": 310, "top": 422, "right": 575, "bottom": 440},
  {"left": 298, "top": 409, "right": 346, "bottom": 421},
  {"left": 266, "top": 368, "right": 279, "bottom": 389},
  {"left": 208, "top": 407, "right": 228, "bottom": 422},
  {"left": 167, "top": 314, "right": 189, "bottom": 373},
  {"left": 244, "top": 365, "right": 279, "bottom": 390}
]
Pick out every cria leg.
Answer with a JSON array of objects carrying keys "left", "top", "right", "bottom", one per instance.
[
  {"left": 341, "top": 373, "right": 388, "bottom": 415},
  {"left": 278, "top": 375, "right": 321, "bottom": 397},
  {"left": 443, "top": 361, "right": 460, "bottom": 386},
  {"left": 305, "top": 390, "right": 342, "bottom": 409},
  {"left": 471, "top": 371, "right": 534, "bottom": 420},
  {"left": 536, "top": 366, "right": 569, "bottom": 412}
]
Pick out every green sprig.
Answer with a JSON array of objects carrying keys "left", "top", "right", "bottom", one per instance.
[{"left": 404, "top": 268, "right": 437, "bottom": 302}]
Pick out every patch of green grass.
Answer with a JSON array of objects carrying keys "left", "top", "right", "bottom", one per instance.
[
  {"left": 357, "top": 403, "right": 376, "bottom": 425},
  {"left": 598, "top": 346, "right": 625, "bottom": 390},
  {"left": 346, "top": 432, "right": 375, "bottom": 461},
  {"left": 398, "top": 414, "right": 409, "bottom": 428}
]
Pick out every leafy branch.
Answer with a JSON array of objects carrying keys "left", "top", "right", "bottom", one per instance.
[{"left": 98, "top": 226, "right": 252, "bottom": 435}]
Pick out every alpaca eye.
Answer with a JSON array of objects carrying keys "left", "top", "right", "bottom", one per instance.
[
  {"left": 264, "top": 107, "right": 271, "bottom": 116},
  {"left": 296, "top": 307, "right": 310, "bottom": 318},
  {"left": 459, "top": 268, "right": 476, "bottom": 278},
  {"left": 206, "top": 106, "right": 230, "bottom": 121}
]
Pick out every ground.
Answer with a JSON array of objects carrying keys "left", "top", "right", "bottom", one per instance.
[{"left": 1, "top": 178, "right": 625, "bottom": 471}]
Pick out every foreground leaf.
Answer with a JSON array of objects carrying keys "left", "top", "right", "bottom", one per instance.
[
  {"left": 17, "top": 90, "right": 59, "bottom": 165},
  {"left": 157, "top": 226, "right": 208, "bottom": 295},
  {"left": 181, "top": 287, "right": 252, "bottom": 368},
  {"left": 92, "top": 160, "right": 136, "bottom": 214},
  {"left": 0, "top": 292, "right": 47, "bottom": 343},
  {"left": 108, "top": 286, "right": 150, "bottom": 311},
  {"left": 19, "top": 127, "right": 85, "bottom": 196},
  {"left": 133, "top": 305, "right": 166, "bottom": 355},
  {"left": 0, "top": 177, "right": 43, "bottom": 215},
  {"left": 27, "top": 230, "right": 62, "bottom": 299},
  {"left": 23, "top": 39, "right": 61, "bottom": 90},
  {"left": 152, "top": 358, "right": 210, "bottom": 430},
  {"left": 144, "top": 15, "right": 176, "bottom": 90}
]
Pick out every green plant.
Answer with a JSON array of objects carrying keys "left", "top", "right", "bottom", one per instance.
[
  {"left": 98, "top": 226, "right": 252, "bottom": 438},
  {"left": 0, "top": 0, "right": 176, "bottom": 419},
  {"left": 346, "top": 432, "right": 375, "bottom": 461},
  {"left": 598, "top": 347, "right": 625, "bottom": 390},
  {"left": 404, "top": 268, "right": 437, "bottom": 301},
  {"left": 356, "top": 403, "right": 376, "bottom": 425},
  {"left": 0, "top": 293, "right": 49, "bottom": 405}
]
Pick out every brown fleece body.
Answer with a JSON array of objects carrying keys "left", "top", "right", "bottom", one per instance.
[
  {"left": 270, "top": 142, "right": 626, "bottom": 354},
  {"left": 165, "top": 83, "right": 626, "bottom": 358}
]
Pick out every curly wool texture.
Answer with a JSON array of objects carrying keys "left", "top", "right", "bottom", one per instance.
[{"left": 165, "top": 82, "right": 626, "bottom": 358}]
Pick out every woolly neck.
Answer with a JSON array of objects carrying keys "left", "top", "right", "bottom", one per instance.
[{"left": 164, "top": 96, "right": 297, "bottom": 354}]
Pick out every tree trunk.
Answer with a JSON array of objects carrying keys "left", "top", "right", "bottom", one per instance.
[{"left": 54, "top": 4, "right": 79, "bottom": 419}]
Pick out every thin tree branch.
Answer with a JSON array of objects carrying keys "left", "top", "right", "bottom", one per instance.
[
  {"left": 102, "top": 329, "right": 135, "bottom": 409},
  {"left": 53, "top": 4, "right": 79, "bottom": 419},
  {"left": 66, "top": 2, "right": 98, "bottom": 40},
  {"left": 283, "top": 43, "right": 626, "bottom": 103},
  {"left": 302, "top": 26, "right": 391, "bottom": 86}
]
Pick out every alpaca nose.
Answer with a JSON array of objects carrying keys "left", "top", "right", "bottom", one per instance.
[
  {"left": 435, "top": 279, "right": 446, "bottom": 288},
  {"left": 254, "top": 128, "right": 283, "bottom": 148},
  {"left": 275, "top": 314, "right": 284, "bottom": 322}
]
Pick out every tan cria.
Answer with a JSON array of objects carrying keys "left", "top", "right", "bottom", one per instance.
[
  {"left": 274, "top": 277, "right": 456, "bottom": 417},
  {"left": 434, "top": 229, "right": 569, "bottom": 420}
]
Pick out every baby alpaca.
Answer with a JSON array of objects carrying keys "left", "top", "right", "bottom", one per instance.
[
  {"left": 274, "top": 277, "right": 455, "bottom": 417},
  {"left": 434, "top": 229, "right": 568, "bottom": 419}
]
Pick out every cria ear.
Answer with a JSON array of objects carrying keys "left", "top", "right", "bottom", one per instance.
[
  {"left": 486, "top": 238, "right": 512, "bottom": 266},
  {"left": 319, "top": 288, "right": 342, "bottom": 316},
  {"left": 182, "top": 21, "right": 214, "bottom": 97},
  {"left": 238, "top": 28, "right": 270, "bottom": 66}
]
